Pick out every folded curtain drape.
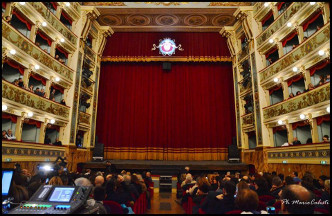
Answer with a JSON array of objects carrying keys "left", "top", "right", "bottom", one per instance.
[
  {"left": 24, "top": 119, "right": 41, "bottom": 128},
  {"left": 273, "top": 125, "right": 287, "bottom": 134},
  {"left": 5, "top": 60, "right": 25, "bottom": 75},
  {"left": 303, "top": 10, "right": 323, "bottom": 32},
  {"left": 30, "top": 73, "right": 46, "bottom": 86},
  {"left": 261, "top": 11, "right": 273, "bottom": 26},
  {"left": 265, "top": 47, "right": 278, "bottom": 59},
  {"left": 37, "top": 30, "right": 53, "bottom": 46},
  {"left": 56, "top": 46, "right": 69, "bottom": 58},
  {"left": 2, "top": 113, "right": 17, "bottom": 123},
  {"left": 96, "top": 62, "right": 236, "bottom": 160},
  {"left": 51, "top": 84, "right": 64, "bottom": 94},
  {"left": 316, "top": 115, "right": 330, "bottom": 126},
  {"left": 12, "top": 9, "right": 32, "bottom": 30},
  {"left": 282, "top": 31, "right": 298, "bottom": 47},
  {"left": 287, "top": 74, "right": 303, "bottom": 86},
  {"left": 292, "top": 120, "right": 309, "bottom": 130},
  {"left": 310, "top": 60, "right": 330, "bottom": 76},
  {"left": 269, "top": 84, "right": 282, "bottom": 95}
]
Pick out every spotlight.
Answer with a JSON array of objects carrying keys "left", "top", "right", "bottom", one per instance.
[
  {"left": 34, "top": 65, "right": 40, "bottom": 70},
  {"left": 278, "top": 120, "right": 283, "bottom": 125},
  {"left": 264, "top": 3, "right": 269, "bottom": 7},
  {"left": 55, "top": 77, "right": 60, "bottom": 82},
  {"left": 50, "top": 119, "right": 55, "bottom": 124},
  {"left": 60, "top": 38, "right": 65, "bottom": 43},
  {"left": 327, "top": 106, "right": 330, "bottom": 113},
  {"left": 273, "top": 78, "right": 279, "bottom": 83},
  {"left": 300, "top": 114, "right": 306, "bottom": 120},
  {"left": 19, "top": 2, "right": 25, "bottom": 5},
  {"left": 318, "top": 50, "right": 325, "bottom": 56},
  {"left": 287, "top": 22, "right": 292, "bottom": 27},
  {"left": 292, "top": 67, "right": 298, "bottom": 72},
  {"left": 28, "top": 112, "right": 33, "bottom": 117},
  {"left": 42, "top": 22, "right": 47, "bottom": 27},
  {"left": 39, "top": 164, "right": 54, "bottom": 172},
  {"left": 2, "top": 104, "right": 8, "bottom": 111},
  {"left": 10, "top": 49, "right": 16, "bottom": 55},
  {"left": 310, "top": 2, "right": 316, "bottom": 5},
  {"left": 65, "top": 2, "right": 70, "bottom": 6},
  {"left": 269, "top": 39, "right": 274, "bottom": 44}
]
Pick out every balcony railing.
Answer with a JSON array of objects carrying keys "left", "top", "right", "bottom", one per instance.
[
  {"left": 242, "top": 113, "right": 254, "bottom": 126},
  {"left": 239, "top": 80, "right": 252, "bottom": 95},
  {"left": 256, "top": 2, "right": 307, "bottom": 47},
  {"left": 263, "top": 83, "right": 330, "bottom": 120},
  {"left": 2, "top": 20, "right": 74, "bottom": 82},
  {"left": 79, "top": 111, "right": 91, "bottom": 125},
  {"left": 28, "top": 2, "right": 77, "bottom": 46},
  {"left": 259, "top": 23, "right": 330, "bottom": 83},
  {"left": 2, "top": 140, "right": 65, "bottom": 162},
  {"left": 2, "top": 80, "right": 70, "bottom": 120},
  {"left": 84, "top": 45, "right": 96, "bottom": 62},
  {"left": 266, "top": 142, "right": 330, "bottom": 164}
]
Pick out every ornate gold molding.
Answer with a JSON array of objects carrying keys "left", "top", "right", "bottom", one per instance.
[{"left": 101, "top": 56, "right": 231, "bottom": 62}]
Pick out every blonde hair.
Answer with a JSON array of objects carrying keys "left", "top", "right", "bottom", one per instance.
[{"left": 48, "top": 176, "right": 63, "bottom": 186}]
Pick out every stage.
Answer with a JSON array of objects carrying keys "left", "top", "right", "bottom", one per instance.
[{"left": 81, "top": 160, "right": 248, "bottom": 175}]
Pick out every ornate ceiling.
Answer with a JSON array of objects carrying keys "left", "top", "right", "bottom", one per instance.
[{"left": 81, "top": 2, "right": 253, "bottom": 32}]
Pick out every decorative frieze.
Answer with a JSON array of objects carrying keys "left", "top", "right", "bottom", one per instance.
[
  {"left": 263, "top": 83, "right": 330, "bottom": 120},
  {"left": 2, "top": 21, "right": 74, "bottom": 81},
  {"left": 259, "top": 23, "right": 330, "bottom": 83},
  {"left": 79, "top": 111, "right": 91, "bottom": 125},
  {"left": 242, "top": 113, "right": 254, "bottom": 126},
  {"left": 2, "top": 80, "right": 70, "bottom": 120},
  {"left": 28, "top": 2, "right": 78, "bottom": 45}
]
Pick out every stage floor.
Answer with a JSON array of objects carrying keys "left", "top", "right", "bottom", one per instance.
[{"left": 82, "top": 160, "right": 248, "bottom": 173}]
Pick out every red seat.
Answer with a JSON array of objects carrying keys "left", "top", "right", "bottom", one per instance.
[
  {"left": 187, "top": 196, "right": 193, "bottom": 214},
  {"left": 198, "top": 208, "right": 206, "bottom": 214},
  {"left": 225, "top": 210, "right": 242, "bottom": 214},
  {"left": 257, "top": 201, "right": 267, "bottom": 211},
  {"left": 259, "top": 195, "right": 274, "bottom": 203},
  {"left": 103, "top": 200, "right": 124, "bottom": 214},
  {"left": 313, "top": 190, "right": 322, "bottom": 198},
  {"left": 272, "top": 200, "right": 281, "bottom": 209}
]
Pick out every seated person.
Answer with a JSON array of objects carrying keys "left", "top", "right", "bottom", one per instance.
[
  {"left": 296, "top": 91, "right": 301, "bottom": 96},
  {"left": 53, "top": 138, "right": 62, "bottom": 146},
  {"left": 306, "top": 138, "right": 312, "bottom": 144},
  {"left": 90, "top": 186, "right": 108, "bottom": 214},
  {"left": 303, "top": 36, "right": 308, "bottom": 41},
  {"left": 325, "top": 74, "right": 330, "bottom": 83},
  {"left": 34, "top": 87, "right": 41, "bottom": 95},
  {"left": 60, "top": 99, "right": 66, "bottom": 106},
  {"left": 315, "top": 75, "right": 325, "bottom": 87},
  {"left": 289, "top": 93, "right": 295, "bottom": 98},
  {"left": 280, "top": 185, "right": 315, "bottom": 214},
  {"left": 235, "top": 189, "right": 268, "bottom": 214},
  {"left": 2, "top": 130, "right": 8, "bottom": 140},
  {"left": 292, "top": 137, "right": 301, "bottom": 145},
  {"left": 18, "top": 77, "right": 24, "bottom": 88},
  {"left": 192, "top": 183, "right": 211, "bottom": 214},
  {"left": 28, "top": 85, "right": 34, "bottom": 92},
  {"left": 304, "top": 83, "right": 315, "bottom": 92},
  {"left": 49, "top": 89, "right": 56, "bottom": 101},
  {"left": 181, "top": 173, "right": 196, "bottom": 188},
  {"left": 40, "top": 89, "right": 46, "bottom": 97},
  {"left": 44, "top": 135, "right": 51, "bottom": 144},
  {"left": 7, "top": 129, "right": 16, "bottom": 140},
  {"left": 12, "top": 79, "right": 19, "bottom": 86},
  {"left": 323, "top": 135, "right": 329, "bottom": 143},
  {"left": 270, "top": 176, "right": 284, "bottom": 199}
]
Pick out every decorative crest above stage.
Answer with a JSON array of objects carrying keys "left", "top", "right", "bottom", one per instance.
[{"left": 151, "top": 38, "right": 184, "bottom": 56}]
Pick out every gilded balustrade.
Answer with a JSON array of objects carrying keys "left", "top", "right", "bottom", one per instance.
[
  {"left": 79, "top": 111, "right": 91, "bottom": 125},
  {"left": 242, "top": 113, "right": 254, "bottom": 126}
]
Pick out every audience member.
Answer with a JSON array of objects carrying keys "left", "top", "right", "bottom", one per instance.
[
  {"left": 13, "top": 79, "right": 19, "bottom": 86},
  {"left": 18, "top": 77, "right": 24, "bottom": 88},
  {"left": 48, "top": 176, "right": 63, "bottom": 186},
  {"left": 290, "top": 171, "right": 301, "bottom": 184},
  {"left": 29, "top": 84, "right": 34, "bottom": 92},
  {"left": 49, "top": 89, "right": 56, "bottom": 101},
  {"left": 289, "top": 93, "right": 294, "bottom": 98},
  {"left": 326, "top": 74, "right": 330, "bottom": 83},
  {"left": 270, "top": 176, "right": 284, "bottom": 198},
  {"left": 323, "top": 135, "right": 329, "bottom": 142},
  {"left": 5, "top": 15, "right": 12, "bottom": 24},
  {"left": 2, "top": 130, "right": 8, "bottom": 140},
  {"left": 292, "top": 137, "right": 301, "bottom": 145},
  {"left": 280, "top": 184, "right": 315, "bottom": 214},
  {"left": 235, "top": 189, "right": 268, "bottom": 214},
  {"left": 181, "top": 173, "right": 196, "bottom": 187},
  {"left": 44, "top": 135, "right": 51, "bottom": 144},
  {"left": 40, "top": 89, "right": 46, "bottom": 97},
  {"left": 303, "top": 36, "right": 308, "bottom": 41},
  {"left": 304, "top": 83, "right": 315, "bottom": 92},
  {"left": 34, "top": 87, "right": 41, "bottom": 95},
  {"left": 53, "top": 138, "right": 62, "bottom": 146},
  {"left": 254, "top": 176, "right": 270, "bottom": 196},
  {"left": 296, "top": 91, "right": 301, "bottom": 96},
  {"left": 60, "top": 99, "right": 66, "bottom": 105},
  {"left": 306, "top": 138, "right": 313, "bottom": 144},
  {"left": 7, "top": 129, "right": 16, "bottom": 140},
  {"left": 90, "top": 186, "right": 108, "bottom": 214}
]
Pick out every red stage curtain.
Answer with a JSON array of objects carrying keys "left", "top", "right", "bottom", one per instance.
[
  {"left": 12, "top": 10, "right": 31, "bottom": 30},
  {"left": 2, "top": 113, "right": 17, "bottom": 123},
  {"left": 61, "top": 11, "right": 72, "bottom": 25},
  {"left": 30, "top": 73, "right": 46, "bottom": 86},
  {"left": 269, "top": 84, "right": 282, "bottom": 95},
  {"left": 292, "top": 120, "right": 309, "bottom": 130},
  {"left": 103, "top": 32, "right": 230, "bottom": 58},
  {"left": 287, "top": 74, "right": 303, "bottom": 86},
  {"left": 303, "top": 10, "right": 323, "bottom": 31},
  {"left": 5, "top": 60, "right": 25, "bottom": 75},
  {"left": 96, "top": 62, "right": 236, "bottom": 150},
  {"left": 282, "top": 31, "right": 298, "bottom": 47},
  {"left": 37, "top": 30, "right": 52, "bottom": 46},
  {"left": 261, "top": 11, "right": 273, "bottom": 25},
  {"left": 277, "top": 2, "right": 285, "bottom": 10},
  {"left": 310, "top": 60, "right": 330, "bottom": 76},
  {"left": 273, "top": 125, "right": 287, "bottom": 134},
  {"left": 265, "top": 47, "right": 278, "bottom": 59},
  {"left": 316, "top": 115, "right": 330, "bottom": 126},
  {"left": 24, "top": 119, "right": 41, "bottom": 128},
  {"left": 56, "top": 46, "right": 68, "bottom": 58},
  {"left": 51, "top": 84, "right": 64, "bottom": 94}
]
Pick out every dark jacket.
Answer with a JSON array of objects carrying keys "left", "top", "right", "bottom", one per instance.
[
  {"left": 270, "top": 186, "right": 284, "bottom": 199},
  {"left": 201, "top": 192, "right": 235, "bottom": 214}
]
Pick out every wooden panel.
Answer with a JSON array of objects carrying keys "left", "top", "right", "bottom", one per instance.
[{"left": 65, "top": 146, "right": 92, "bottom": 172}]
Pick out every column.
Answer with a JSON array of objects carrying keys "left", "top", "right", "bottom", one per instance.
[
  {"left": 264, "top": 89, "right": 271, "bottom": 106},
  {"left": 277, "top": 40, "right": 284, "bottom": 58},
  {"left": 23, "top": 69, "right": 31, "bottom": 89},
  {"left": 38, "top": 119, "right": 48, "bottom": 144},
  {"left": 302, "top": 69, "right": 311, "bottom": 89},
  {"left": 285, "top": 120, "right": 293, "bottom": 144},
  {"left": 29, "top": 24, "right": 38, "bottom": 43},
  {"left": 45, "top": 78, "right": 52, "bottom": 98},
  {"left": 308, "top": 114, "right": 319, "bottom": 143},
  {"left": 321, "top": 3, "right": 330, "bottom": 25},
  {"left": 272, "top": 5, "right": 279, "bottom": 20},
  {"left": 59, "top": 125, "right": 66, "bottom": 144},
  {"left": 281, "top": 80, "right": 289, "bottom": 100},
  {"left": 15, "top": 114, "right": 25, "bottom": 141},
  {"left": 296, "top": 26, "right": 304, "bottom": 43},
  {"left": 50, "top": 41, "right": 56, "bottom": 57},
  {"left": 55, "top": 5, "right": 62, "bottom": 19},
  {"left": 4, "top": 2, "right": 14, "bottom": 17},
  {"left": 268, "top": 126, "right": 274, "bottom": 147}
]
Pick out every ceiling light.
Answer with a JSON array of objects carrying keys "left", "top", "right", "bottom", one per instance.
[
  {"left": 327, "top": 106, "right": 330, "bottom": 113},
  {"left": 42, "top": 22, "right": 47, "bottom": 27},
  {"left": 273, "top": 78, "right": 279, "bottom": 83},
  {"left": 50, "top": 119, "right": 55, "bottom": 124},
  {"left": 65, "top": 2, "right": 70, "bottom": 6},
  {"left": 19, "top": 2, "right": 25, "bottom": 5},
  {"left": 28, "top": 112, "right": 33, "bottom": 117},
  {"left": 318, "top": 50, "right": 325, "bottom": 56},
  {"left": 60, "top": 38, "right": 65, "bottom": 43},
  {"left": 300, "top": 114, "right": 306, "bottom": 120},
  {"left": 310, "top": 2, "right": 316, "bottom": 5},
  {"left": 278, "top": 120, "right": 283, "bottom": 125},
  {"left": 292, "top": 67, "right": 298, "bottom": 72},
  {"left": 55, "top": 77, "right": 60, "bottom": 82},
  {"left": 287, "top": 22, "right": 292, "bottom": 27},
  {"left": 10, "top": 49, "right": 16, "bottom": 55},
  {"left": 269, "top": 39, "right": 274, "bottom": 44},
  {"left": 2, "top": 104, "right": 8, "bottom": 111},
  {"left": 34, "top": 65, "right": 40, "bottom": 70},
  {"left": 264, "top": 3, "right": 269, "bottom": 7}
]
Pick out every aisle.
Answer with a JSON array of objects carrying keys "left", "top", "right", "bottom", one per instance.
[{"left": 146, "top": 191, "right": 185, "bottom": 214}]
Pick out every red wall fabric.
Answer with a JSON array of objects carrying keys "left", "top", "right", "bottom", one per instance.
[
  {"left": 96, "top": 62, "right": 236, "bottom": 150},
  {"left": 103, "top": 32, "right": 230, "bottom": 58}
]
